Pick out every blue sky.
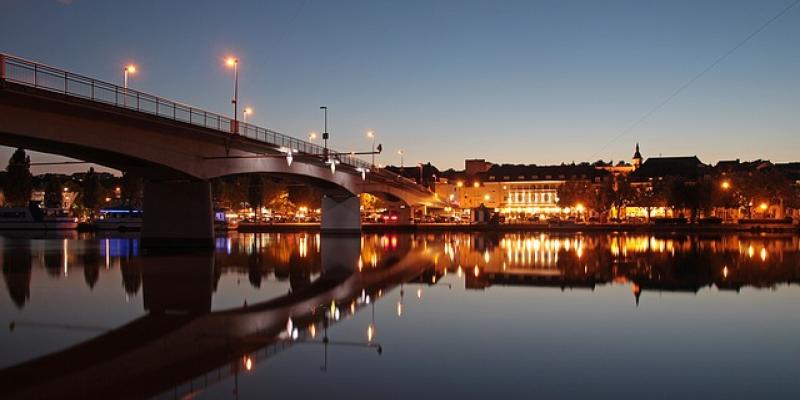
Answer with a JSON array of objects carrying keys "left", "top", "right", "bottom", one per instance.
[{"left": 1, "top": 0, "right": 798, "bottom": 173}]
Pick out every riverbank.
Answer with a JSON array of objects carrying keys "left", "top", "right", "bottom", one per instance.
[{"left": 236, "top": 222, "right": 800, "bottom": 234}]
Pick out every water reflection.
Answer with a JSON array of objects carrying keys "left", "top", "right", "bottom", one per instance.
[{"left": 0, "top": 232, "right": 799, "bottom": 399}]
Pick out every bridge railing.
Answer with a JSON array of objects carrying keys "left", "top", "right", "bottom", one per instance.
[{"left": 0, "top": 53, "right": 374, "bottom": 171}]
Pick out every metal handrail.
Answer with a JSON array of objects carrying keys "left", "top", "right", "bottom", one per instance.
[{"left": 0, "top": 52, "right": 380, "bottom": 171}]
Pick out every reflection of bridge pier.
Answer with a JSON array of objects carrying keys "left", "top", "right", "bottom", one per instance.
[
  {"left": 320, "top": 233, "right": 361, "bottom": 273},
  {"left": 141, "top": 251, "right": 214, "bottom": 315}
]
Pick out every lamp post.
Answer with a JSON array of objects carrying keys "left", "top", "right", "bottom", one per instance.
[
  {"left": 367, "top": 130, "right": 376, "bottom": 166},
  {"left": 397, "top": 149, "right": 404, "bottom": 171},
  {"left": 320, "top": 106, "right": 329, "bottom": 157},
  {"left": 226, "top": 57, "right": 239, "bottom": 133},
  {"left": 122, "top": 64, "right": 136, "bottom": 107},
  {"left": 123, "top": 65, "right": 136, "bottom": 89},
  {"left": 243, "top": 107, "right": 252, "bottom": 123},
  {"left": 308, "top": 132, "right": 317, "bottom": 142}
]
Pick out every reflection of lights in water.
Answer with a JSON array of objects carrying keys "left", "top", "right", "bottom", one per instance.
[
  {"left": 63, "top": 239, "right": 69, "bottom": 277},
  {"left": 760, "top": 248, "right": 767, "bottom": 262},
  {"left": 474, "top": 265, "right": 480, "bottom": 277},
  {"left": 483, "top": 250, "right": 490, "bottom": 263},
  {"left": 334, "top": 309, "right": 341, "bottom": 320},
  {"left": 226, "top": 238, "right": 232, "bottom": 255},
  {"left": 416, "top": 288, "right": 422, "bottom": 299},
  {"left": 371, "top": 254, "right": 378, "bottom": 268},
  {"left": 350, "top": 301, "right": 356, "bottom": 314},
  {"left": 396, "top": 301, "right": 403, "bottom": 317},
  {"left": 366, "top": 295, "right": 371, "bottom": 304},
  {"left": 299, "top": 235, "right": 308, "bottom": 257},
  {"left": 748, "top": 246, "right": 755, "bottom": 258},
  {"left": 367, "top": 323, "right": 375, "bottom": 342},
  {"left": 292, "top": 328, "right": 299, "bottom": 340},
  {"left": 358, "top": 256, "right": 363, "bottom": 271},
  {"left": 105, "top": 239, "right": 110, "bottom": 269},
  {"left": 286, "top": 317, "right": 294, "bottom": 337},
  {"left": 431, "top": 275, "right": 436, "bottom": 284},
  {"left": 309, "top": 324, "right": 317, "bottom": 338},
  {"left": 723, "top": 266, "right": 729, "bottom": 278},
  {"left": 243, "top": 356, "right": 253, "bottom": 371},
  {"left": 457, "top": 266, "right": 463, "bottom": 277}
]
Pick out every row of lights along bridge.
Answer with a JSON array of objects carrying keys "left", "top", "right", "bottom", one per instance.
[{"left": 120, "top": 57, "right": 408, "bottom": 171}]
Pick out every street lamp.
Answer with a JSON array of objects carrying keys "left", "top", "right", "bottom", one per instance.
[
  {"left": 397, "top": 149, "right": 404, "bottom": 169},
  {"left": 308, "top": 131, "right": 317, "bottom": 142},
  {"left": 320, "top": 106, "right": 329, "bottom": 155},
  {"left": 122, "top": 64, "right": 136, "bottom": 107},
  {"left": 225, "top": 57, "right": 239, "bottom": 133},
  {"left": 721, "top": 181, "right": 731, "bottom": 190},
  {"left": 367, "top": 130, "right": 376, "bottom": 166},
  {"left": 243, "top": 107, "right": 252, "bottom": 123},
  {"left": 123, "top": 64, "right": 136, "bottom": 89}
]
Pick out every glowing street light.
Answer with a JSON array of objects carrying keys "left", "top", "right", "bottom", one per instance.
[
  {"left": 721, "top": 181, "right": 731, "bottom": 190},
  {"left": 308, "top": 131, "right": 317, "bottom": 142},
  {"left": 760, "top": 202, "right": 768, "bottom": 211},
  {"left": 397, "top": 149, "right": 404, "bottom": 169},
  {"left": 356, "top": 167, "right": 370, "bottom": 181},
  {"left": 320, "top": 106, "right": 329, "bottom": 155},
  {"left": 280, "top": 147, "right": 297, "bottom": 167},
  {"left": 243, "top": 107, "right": 252, "bottom": 123},
  {"left": 367, "top": 130, "right": 377, "bottom": 167},
  {"left": 123, "top": 64, "right": 136, "bottom": 89},
  {"left": 225, "top": 56, "right": 239, "bottom": 132}
]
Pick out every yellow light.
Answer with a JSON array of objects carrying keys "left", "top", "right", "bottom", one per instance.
[
  {"left": 225, "top": 57, "right": 238, "bottom": 67},
  {"left": 759, "top": 203, "right": 768, "bottom": 211},
  {"left": 721, "top": 181, "right": 731, "bottom": 190},
  {"left": 396, "top": 301, "right": 403, "bottom": 317},
  {"left": 244, "top": 107, "right": 252, "bottom": 114},
  {"left": 124, "top": 65, "right": 136, "bottom": 74},
  {"left": 456, "top": 181, "right": 464, "bottom": 188},
  {"left": 367, "top": 130, "right": 375, "bottom": 138},
  {"left": 483, "top": 194, "right": 490, "bottom": 201},
  {"left": 473, "top": 265, "right": 480, "bottom": 277},
  {"left": 308, "top": 131, "right": 317, "bottom": 140},
  {"left": 473, "top": 182, "right": 480, "bottom": 188},
  {"left": 576, "top": 203, "right": 585, "bottom": 212},
  {"left": 243, "top": 356, "right": 253, "bottom": 371}
]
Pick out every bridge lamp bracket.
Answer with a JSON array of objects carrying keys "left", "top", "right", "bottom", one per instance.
[{"left": 279, "top": 147, "right": 298, "bottom": 167}]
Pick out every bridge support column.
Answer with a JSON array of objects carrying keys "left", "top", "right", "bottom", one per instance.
[
  {"left": 320, "top": 195, "right": 361, "bottom": 234},
  {"left": 142, "top": 180, "right": 214, "bottom": 249}
]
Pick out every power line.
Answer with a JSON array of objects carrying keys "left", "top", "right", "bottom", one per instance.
[{"left": 589, "top": 0, "right": 800, "bottom": 160}]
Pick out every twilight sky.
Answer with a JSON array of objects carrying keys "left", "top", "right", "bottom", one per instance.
[{"left": 1, "top": 0, "right": 798, "bottom": 174}]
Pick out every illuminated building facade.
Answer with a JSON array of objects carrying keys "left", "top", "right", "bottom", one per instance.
[{"left": 437, "top": 162, "right": 611, "bottom": 220}]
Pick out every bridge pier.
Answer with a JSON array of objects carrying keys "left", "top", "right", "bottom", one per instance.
[
  {"left": 141, "top": 180, "right": 214, "bottom": 249},
  {"left": 320, "top": 194, "right": 361, "bottom": 234}
]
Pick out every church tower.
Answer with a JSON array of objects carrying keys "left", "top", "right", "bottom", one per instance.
[{"left": 632, "top": 142, "right": 643, "bottom": 170}]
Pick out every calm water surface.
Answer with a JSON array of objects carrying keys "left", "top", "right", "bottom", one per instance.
[{"left": 1, "top": 231, "right": 799, "bottom": 399}]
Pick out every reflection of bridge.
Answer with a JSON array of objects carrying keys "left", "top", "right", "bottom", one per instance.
[
  {"left": 0, "top": 53, "right": 441, "bottom": 247},
  {"left": 0, "top": 236, "right": 433, "bottom": 400}
]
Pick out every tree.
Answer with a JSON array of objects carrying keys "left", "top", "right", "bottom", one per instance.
[
  {"left": 4, "top": 148, "right": 33, "bottom": 206},
  {"left": 81, "top": 167, "right": 101, "bottom": 215},
  {"left": 43, "top": 176, "right": 63, "bottom": 208},
  {"left": 247, "top": 174, "right": 266, "bottom": 214},
  {"left": 608, "top": 177, "right": 635, "bottom": 220},
  {"left": 120, "top": 172, "right": 143, "bottom": 208}
]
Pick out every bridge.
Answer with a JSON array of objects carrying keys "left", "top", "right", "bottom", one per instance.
[
  {"left": 0, "top": 235, "right": 435, "bottom": 400},
  {"left": 0, "top": 53, "right": 442, "bottom": 247}
]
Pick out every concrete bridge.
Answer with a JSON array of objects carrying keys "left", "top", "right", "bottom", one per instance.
[
  {"left": 0, "top": 53, "right": 441, "bottom": 247},
  {"left": 0, "top": 235, "right": 434, "bottom": 399}
]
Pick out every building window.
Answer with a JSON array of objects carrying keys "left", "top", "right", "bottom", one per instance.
[{"left": 489, "top": 176, "right": 496, "bottom": 181}]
